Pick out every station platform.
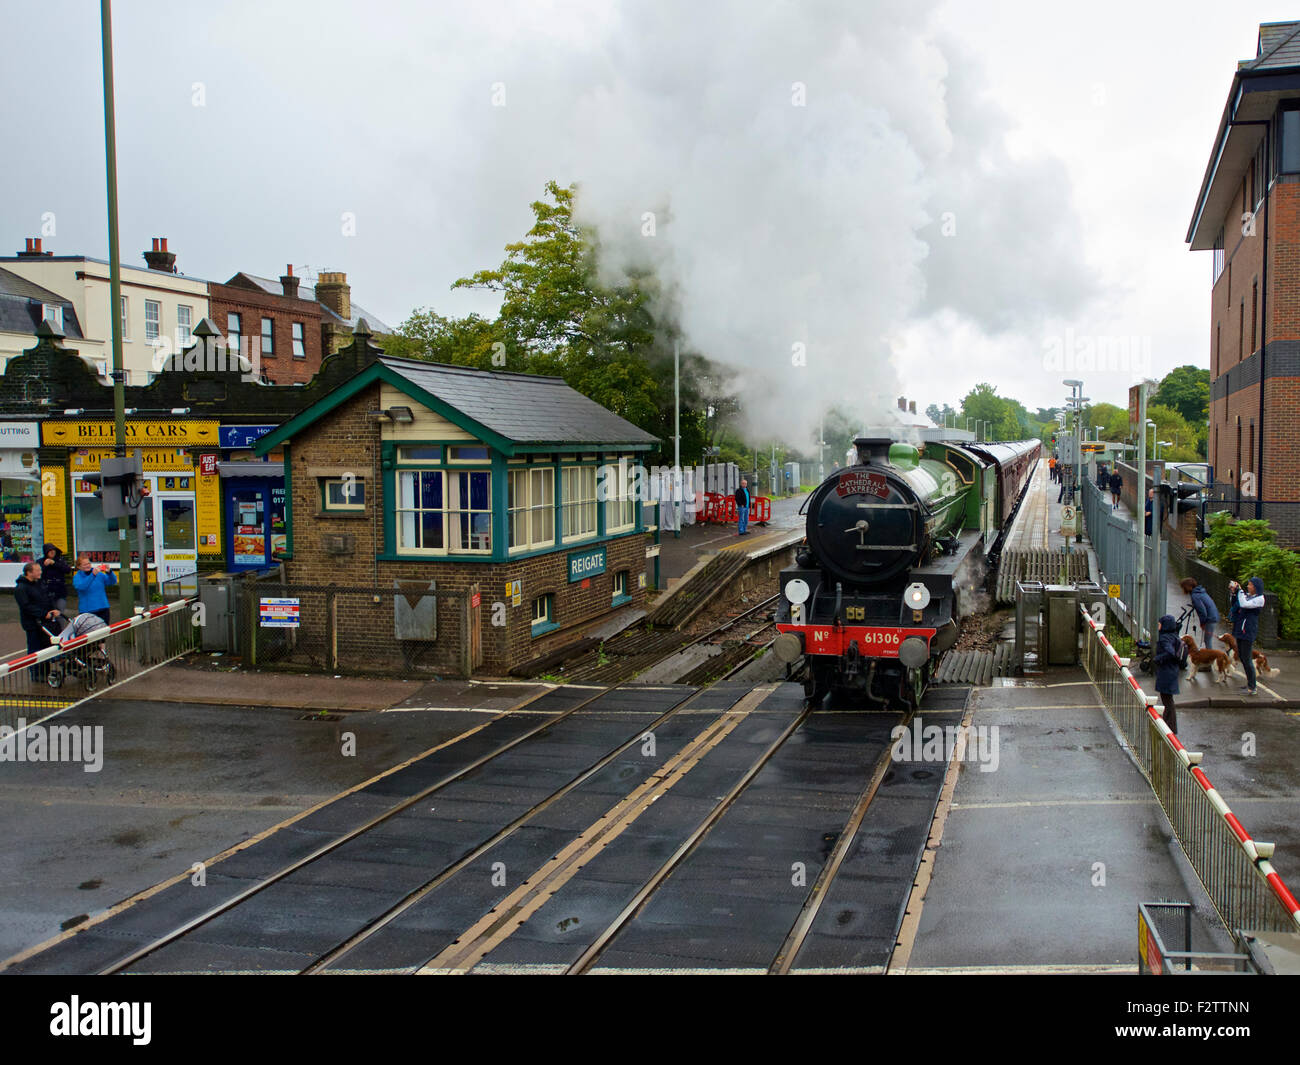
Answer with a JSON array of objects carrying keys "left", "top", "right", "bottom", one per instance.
[
  {"left": 895, "top": 671, "right": 1230, "bottom": 973},
  {"left": 651, "top": 492, "right": 806, "bottom": 589}
]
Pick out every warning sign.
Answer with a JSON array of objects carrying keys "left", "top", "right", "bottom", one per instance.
[
  {"left": 259, "top": 597, "right": 299, "bottom": 627},
  {"left": 1108, "top": 584, "right": 1121, "bottom": 599}
]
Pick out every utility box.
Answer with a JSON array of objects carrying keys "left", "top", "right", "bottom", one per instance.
[
  {"left": 198, "top": 575, "right": 232, "bottom": 652},
  {"left": 784, "top": 462, "right": 801, "bottom": 490},
  {"left": 1041, "top": 583, "right": 1107, "bottom": 665}
]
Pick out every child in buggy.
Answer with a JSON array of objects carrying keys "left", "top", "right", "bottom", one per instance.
[{"left": 42, "top": 612, "right": 118, "bottom": 691}]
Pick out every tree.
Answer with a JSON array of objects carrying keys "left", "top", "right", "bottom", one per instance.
[{"left": 1154, "top": 365, "right": 1210, "bottom": 427}]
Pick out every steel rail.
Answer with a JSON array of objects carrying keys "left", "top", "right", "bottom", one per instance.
[
  {"left": 564, "top": 702, "right": 816, "bottom": 975},
  {"left": 767, "top": 704, "right": 916, "bottom": 974}
]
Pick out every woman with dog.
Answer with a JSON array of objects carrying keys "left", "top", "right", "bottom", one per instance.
[
  {"left": 1181, "top": 577, "right": 1219, "bottom": 650},
  {"left": 1228, "top": 577, "right": 1266, "bottom": 696},
  {"left": 1153, "top": 613, "right": 1183, "bottom": 734}
]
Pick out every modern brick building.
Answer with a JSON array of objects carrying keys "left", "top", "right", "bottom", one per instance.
[
  {"left": 254, "top": 356, "right": 657, "bottom": 674},
  {"left": 1188, "top": 20, "right": 1300, "bottom": 544}
]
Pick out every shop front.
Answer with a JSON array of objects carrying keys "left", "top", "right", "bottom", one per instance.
[
  {"left": 0, "top": 421, "right": 41, "bottom": 586},
  {"left": 216, "top": 425, "right": 286, "bottom": 572},
  {"left": 41, "top": 418, "right": 223, "bottom": 591}
]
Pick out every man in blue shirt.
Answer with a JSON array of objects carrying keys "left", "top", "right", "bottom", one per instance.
[
  {"left": 72, "top": 554, "right": 117, "bottom": 625},
  {"left": 734, "top": 478, "right": 750, "bottom": 536}
]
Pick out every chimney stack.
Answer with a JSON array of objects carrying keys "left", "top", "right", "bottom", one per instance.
[
  {"left": 897, "top": 396, "right": 907, "bottom": 411},
  {"left": 280, "top": 264, "right": 301, "bottom": 299},
  {"left": 17, "top": 237, "right": 51, "bottom": 258},
  {"left": 316, "top": 271, "right": 351, "bottom": 321},
  {"left": 143, "top": 237, "right": 177, "bottom": 273},
  {"left": 909, "top": 401, "right": 917, "bottom": 415}
]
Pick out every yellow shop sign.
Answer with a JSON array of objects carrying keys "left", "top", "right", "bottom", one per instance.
[
  {"left": 42, "top": 420, "right": 219, "bottom": 447},
  {"left": 71, "top": 449, "right": 194, "bottom": 472}
]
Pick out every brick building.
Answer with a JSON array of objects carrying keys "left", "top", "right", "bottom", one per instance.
[
  {"left": 208, "top": 268, "right": 324, "bottom": 385},
  {"left": 254, "top": 356, "right": 657, "bottom": 674},
  {"left": 1188, "top": 20, "right": 1300, "bottom": 545}
]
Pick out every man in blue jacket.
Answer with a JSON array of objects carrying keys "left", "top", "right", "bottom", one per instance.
[
  {"left": 72, "top": 554, "right": 117, "bottom": 625},
  {"left": 1228, "top": 576, "right": 1265, "bottom": 696},
  {"left": 734, "top": 478, "right": 750, "bottom": 536}
]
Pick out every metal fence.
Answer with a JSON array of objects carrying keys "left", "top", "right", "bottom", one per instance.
[
  {"left": 223, "top": 580, "right": 477, "bottom": 678},
  {"left": 1080, "top": 603, "right": 1300, "bottom": 936},
  {"left": 0, "top": 600, "right": 199, "bottom": 728},
  {"left": 1080, "top": 477, "right": 1166, "bottom": 641}
]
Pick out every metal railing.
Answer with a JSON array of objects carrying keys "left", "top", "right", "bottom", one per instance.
[
  {"left": 1081, "top": 603, "right": 1300, "bottom": 935},
  {"left": 0, "top": 600, "right": 199, "bottom": 727},
  {"left": 1080, "top": 477, "right": 1166, "bottom": 641}
]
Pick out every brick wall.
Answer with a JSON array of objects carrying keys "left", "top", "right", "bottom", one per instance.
[{"left": 283, "top": 385, "right": 648, "bottom": 674}]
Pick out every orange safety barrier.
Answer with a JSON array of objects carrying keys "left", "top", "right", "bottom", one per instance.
[
  {"left": 700, "top": 492, "right": 771, "bottom": 525},
  {"left": 751, "top": 496, "right": 771, "bottom": 525}
]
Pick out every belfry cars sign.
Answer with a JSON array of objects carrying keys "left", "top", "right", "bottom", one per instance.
[{"left": 42, "top": 420, "right": 219, "bottom": 447}]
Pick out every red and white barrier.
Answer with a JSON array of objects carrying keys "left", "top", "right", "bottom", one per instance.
[
  {"left": 1080, "top": 606, "right": 1300, "bottom": 931},
  {"left": 0, "top": 598, "right": 194, "bottom": 679}
]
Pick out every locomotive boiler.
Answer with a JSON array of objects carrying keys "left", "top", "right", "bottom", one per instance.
[{"left": 772, "top": 436, "right": 1040, "bottom": 707}]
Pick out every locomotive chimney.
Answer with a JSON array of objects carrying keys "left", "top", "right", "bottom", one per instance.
[
  {"left": 909, "top": 401, "right": 917, "bottom": 415},
  {"left": 897, "top": 396, "right": 907, "bottom": 411},
  {"left": 854, "top": 437, "right": 893, "bottom": 466}
]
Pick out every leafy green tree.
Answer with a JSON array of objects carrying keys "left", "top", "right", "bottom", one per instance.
[
  {"left": 1202, "top": 514, "right": 1300, "bottom": 638},
  {"left": 1154, "top": 365, "right": 1210, "bottom": 427}
]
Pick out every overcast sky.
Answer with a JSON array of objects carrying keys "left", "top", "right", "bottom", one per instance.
[{"left": 2, "top": 1, "right": 1293, "bottom": 430}]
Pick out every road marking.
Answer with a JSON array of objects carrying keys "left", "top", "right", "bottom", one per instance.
[
  {"left": 951, "top": 798, "right": 1157, "bottom": 810},
  {"left": 898, "top": 963, "right": 1134, "bottom": 975}
]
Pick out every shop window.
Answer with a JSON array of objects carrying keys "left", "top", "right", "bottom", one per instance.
[
  {"left": 562, "top": 466, "right": 597, "bottom": 542},
  {"left": 532, "top": 593, "right": 556, "bottom": 634},
  {"left": 509, "top": 467, "right": 555, "bottom": 552},
  {"left": 0, "top": 479, "right": 37, "bottom": 563},
  {"left": 322, "top": 477, "right": 365, "bottom": 511}
]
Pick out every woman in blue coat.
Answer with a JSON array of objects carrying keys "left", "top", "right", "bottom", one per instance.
[
  {"left": 1228, "top": 576, "right": 1265, "bottom": 695},
  {"left": 1153, "top": 613, "right": 1182, "bottom": 735}
]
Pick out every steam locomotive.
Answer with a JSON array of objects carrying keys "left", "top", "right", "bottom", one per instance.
[{"left": 772, "top": 436, "right": 1040, "bottom": 707}]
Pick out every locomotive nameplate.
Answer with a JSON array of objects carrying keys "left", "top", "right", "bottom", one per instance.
[{"left": 835, "top": 471, "right": 888, "bottom": 498}]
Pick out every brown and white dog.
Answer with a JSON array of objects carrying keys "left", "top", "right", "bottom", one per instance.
[
  {"left": 1216, "top": 633, "right": 1280, "bottom": 678},
  {"left": 1183, "top": 635, "right": 1235, "bottom": 684}
]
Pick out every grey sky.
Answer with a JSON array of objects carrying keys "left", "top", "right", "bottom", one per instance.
[{"left": 1, "top": 0, "right": 1289, "bottom": 424}]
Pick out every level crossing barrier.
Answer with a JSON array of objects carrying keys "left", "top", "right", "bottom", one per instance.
[
  {"left": 0, "top": 599, "right": 198, "bottom": 726},
  {"left": 1080, "top": 603, "right": 1300, "bottom": 936}
]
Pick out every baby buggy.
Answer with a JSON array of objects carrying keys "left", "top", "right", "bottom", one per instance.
[{"left": 43, "top": 613, "right": 118, "bottom": 691}]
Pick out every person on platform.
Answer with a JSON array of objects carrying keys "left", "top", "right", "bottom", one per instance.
[
  {"left": 1049, "top": 455, "right": 1057, "bottom": 482},
  {"left": 1108, "top": 470, "right": 1122, "bottom": 509},
  {"left": 40, "top": 543, "right": 72, "bottom": 614},
  {"left": 1153, "top": 613, "right": 1182, "bottom": 734},
  {"left": 15, "top": 560, "right": 61, "bottom": 681},
  {"left": 1181, "top": 577, "right": 1220, "bottom": 651},
  {"left": 1144, "top": 488, "right": 1154, "bottom": 536},
  {"left": 1228, "top": 577, "right": 1266, "bottom": 696},
  {"left": 735, "top": 478, "right": 751, "bottom": 536},
  {"left": 73, "top": 554, "right": 117, "bottom": 625}
]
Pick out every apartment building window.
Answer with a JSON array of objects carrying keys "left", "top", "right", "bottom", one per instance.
[
  {"left": 120, "top": 295, "right": 129, "bottom": 340},
  {"left": 1254, "top": 138, "right": 1269, "bottom": 209},
  {"left": 261, "top": 317, "right": 274, "bottom": 356},
  {"left": 145, "top": 299, "right": 161, "bottom": 343},
  {"left": 1239, "top": 301, "right": 1244, "bottom": 361},
  {"left": 1251, "top": 281, "right": 1258, "bottom": 355},
  {"left": 1281, "top": 106, "right": 1300, "bottom": 173},
  {"left": 1215, "top": 323, "right": 1221, "bottom": 378},
  {"left": 228, "top": 312, "right": 242, "bottom": 357},
  {"left": 1212, "top": 227, "right": 1225, "bottom": 284},
  {"left": 41, "top": 304, "right": 62, "bottom": 331},
  {"left": 177, "top": 305, "right": 192, "bottom": 348},
  {"left": 292, "top": 322, "right": 305, "bottom": 358}
]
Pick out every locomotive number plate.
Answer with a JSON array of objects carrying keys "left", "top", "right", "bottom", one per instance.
[{"left": 790, "top": 625, "right": 937, "bottom": 658}]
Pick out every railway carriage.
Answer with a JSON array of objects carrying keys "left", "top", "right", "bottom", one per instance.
[{"left": 772, "top": 436, "right": 1040, "bottom": 707}]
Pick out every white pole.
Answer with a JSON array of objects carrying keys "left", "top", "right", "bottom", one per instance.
[{"left": 673, "top": 341, "right": 680, "bottom": 473}]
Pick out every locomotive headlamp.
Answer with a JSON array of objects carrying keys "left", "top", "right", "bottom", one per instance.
[
  {"left": 785, "top": 579, "right": 811, "bottom": 606},
  {"left": 904, "top": 583, "right": 931, "bottom": 611}
]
